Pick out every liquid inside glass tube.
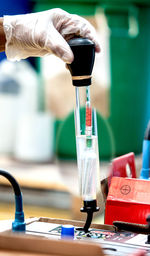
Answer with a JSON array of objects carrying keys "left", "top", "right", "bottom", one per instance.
[{"left": 76, "top": 135, "right": 99, "bottom": 201}]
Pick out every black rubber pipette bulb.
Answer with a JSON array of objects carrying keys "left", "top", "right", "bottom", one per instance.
[{"left": 67, "top": 38, "right": 95, "bottom": 87}]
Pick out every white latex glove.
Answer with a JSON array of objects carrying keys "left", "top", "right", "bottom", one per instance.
[{"left": 3, "top": 8, "right": 100, "bottom": 63}]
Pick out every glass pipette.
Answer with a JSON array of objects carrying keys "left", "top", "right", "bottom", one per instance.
[{"left": 67, "top": 38, "right": 100, "bottom": 233}]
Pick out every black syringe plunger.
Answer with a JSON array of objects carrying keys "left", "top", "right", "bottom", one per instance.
[{"left": 67, "top": 38, "right": 95, "bottom": 87}]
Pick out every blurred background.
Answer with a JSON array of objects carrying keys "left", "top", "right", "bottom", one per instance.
[{"left": 0, "top": 0, "right": 150, "bottom": 224}]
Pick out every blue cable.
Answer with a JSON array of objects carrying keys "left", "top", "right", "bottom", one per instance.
[
  {"left": 0, "top": 170, "right": 26, "bottom": 232},
  {"left": 12, "top": 194, "right": 26, "bottom": 232},
  {"left": 140, "top": 121, "right": 150, "bottom": 180}
]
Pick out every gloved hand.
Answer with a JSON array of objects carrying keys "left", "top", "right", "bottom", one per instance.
[{"left": 3, "top": 8, "right": 100, "bottom": 63}]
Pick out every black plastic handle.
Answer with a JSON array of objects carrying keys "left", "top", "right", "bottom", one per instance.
[{"left": 67, "top": 38, "right": 95, "bottom": 87}]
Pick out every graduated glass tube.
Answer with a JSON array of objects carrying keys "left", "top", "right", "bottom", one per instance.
[{"left": 75, "top": 87, "right": 100, "bottom": 202}]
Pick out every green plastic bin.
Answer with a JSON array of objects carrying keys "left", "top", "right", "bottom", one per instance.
[
  {"left": 32, "top": 0, "right": 99, "bottom": 16},
  {"left": 99, "top": 1, "right": 150, "bottom": 155}
]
